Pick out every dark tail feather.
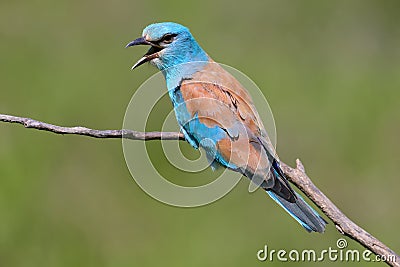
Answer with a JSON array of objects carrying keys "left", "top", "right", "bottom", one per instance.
[
  {"left": 255, "top": 138, "right": 327, "bottom": 232},
  {"left": 266, "top": 160, "right": 327, "bottom": 233},
  {"left": 266, "top": 190, "right": 327, "bottom": 233}
]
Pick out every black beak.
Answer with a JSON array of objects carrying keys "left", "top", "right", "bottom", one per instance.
[
  {"left": 125, "top": 37, "right": 152, "bottom": 48},
  {"left": 126, "top": 37, "right": 163, "bottom": 70}
]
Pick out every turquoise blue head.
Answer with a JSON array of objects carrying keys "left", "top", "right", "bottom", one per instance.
[{"left": 126, "top": 22, "right": 208, "bottom": 71}]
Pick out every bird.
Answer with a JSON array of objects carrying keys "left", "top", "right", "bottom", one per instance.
[{"left": 126, "top": 22, "right": 327, "bottom": 233}]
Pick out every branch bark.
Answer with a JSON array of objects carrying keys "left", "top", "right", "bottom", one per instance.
[
  {"left": 0, "top": 114, "right": 184, "bottom": 140},
  {"left": 1, "top": 113, "right": 399, "bottom": 266},
  {"left": 281, "top": 160, "right": 400, "bottom": 266}
]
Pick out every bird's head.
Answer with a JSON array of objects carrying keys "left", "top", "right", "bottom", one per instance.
[{"left": 126, "top": 22, "right": 208, "bottom": 71}]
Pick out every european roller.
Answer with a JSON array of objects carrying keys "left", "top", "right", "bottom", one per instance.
[{"left": 126, "top": 22, "right": 327, "bottom": 233}]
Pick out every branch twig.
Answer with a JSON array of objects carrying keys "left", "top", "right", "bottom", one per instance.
[
  {"left": 0, "top": 114, "right": 184, "bottom": 140},
  {"left": 281, "top": 160, "right": 400, "bottom": 266},
  {"left": 1, "top": 113, "right": 399, "bottom": 266}
]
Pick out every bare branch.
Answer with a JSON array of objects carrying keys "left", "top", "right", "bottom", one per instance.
[
  {"left": 281, "top": 160, "right": 400, "bottom": 266},
  {"left": 1, "top": 113, "right": 399, "bottom": 266},
  {"left": 0, "top": 114, "right": 184, "bottom": 141}
]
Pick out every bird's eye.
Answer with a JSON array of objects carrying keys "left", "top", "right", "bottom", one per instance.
[{"left": 161, "top": 34, "right": 177, "bottom": 44}]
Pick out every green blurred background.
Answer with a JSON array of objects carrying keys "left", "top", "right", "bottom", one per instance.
[{"left": 1, "top": 0, "right": 399, "bottom": 266}]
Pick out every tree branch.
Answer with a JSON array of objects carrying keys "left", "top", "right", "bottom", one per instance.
[
  {"left": 281, "top": 160, "right": 399, "bottom": 266},
  {"left": 0, "top": 114, "right": 184, "bottom": 141},
  {"left": 1, "top": 113, "right": 399, "bottom": 266}
]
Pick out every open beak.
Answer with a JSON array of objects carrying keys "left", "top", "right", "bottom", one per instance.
[{"left": 126, "top": 37, "right": 163, "bottom": 70}]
